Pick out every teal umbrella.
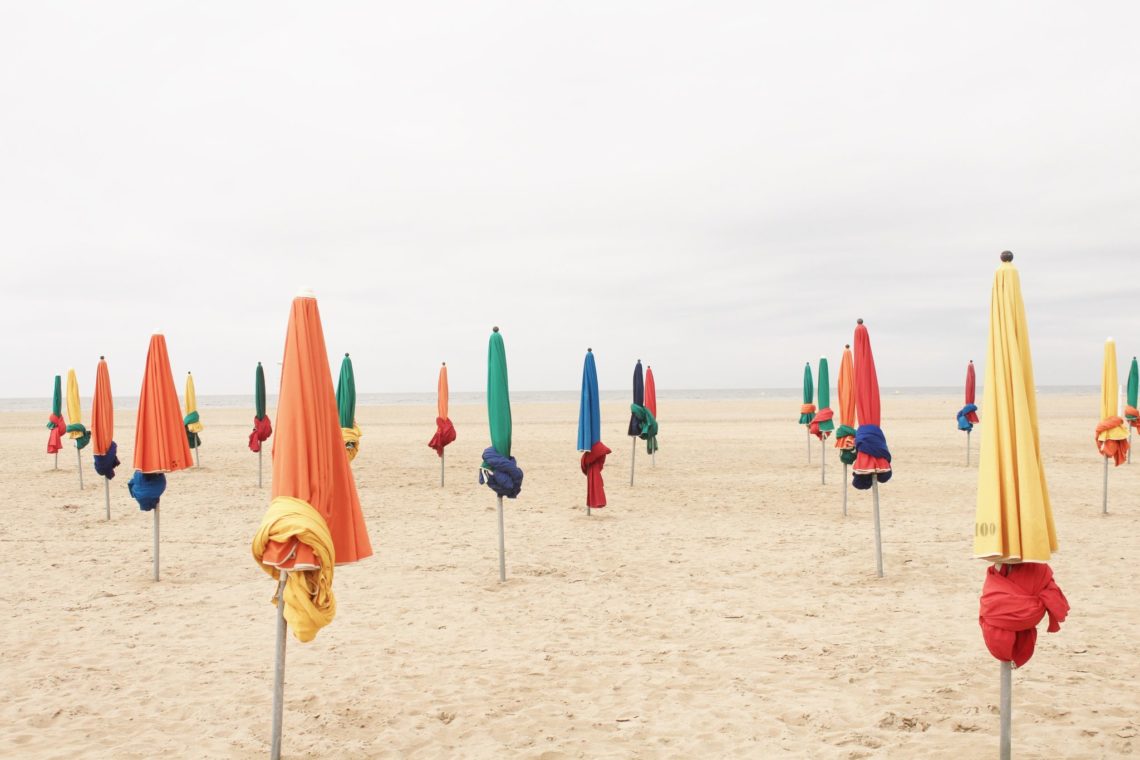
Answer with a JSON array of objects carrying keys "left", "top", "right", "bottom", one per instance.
[
  {"left": 800, "top": 362, "right": 814, "bottom": 463},
  {"left": 250, "top": 362, "right": 273, "bottom": 486},
  {"left": 813, "top": 357, "right": 834, "bottom": 483},
  {"left": 336, "top": 353, "right": 360, "bottom": 460},
  {"left": 1127, "top": 357, "right": 1138, "bottom": 464},
  {"left": 480, "top": 327, "right": 522, "bottom": 582}
]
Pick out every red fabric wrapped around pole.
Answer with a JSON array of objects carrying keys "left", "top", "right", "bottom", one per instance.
[{"left": 978, "top": 563, "right": 1069, "bottom": 667}]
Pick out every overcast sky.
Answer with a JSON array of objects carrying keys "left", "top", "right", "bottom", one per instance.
[{"left": 2, "top": 2, "right": 1138, "bottom": 398}]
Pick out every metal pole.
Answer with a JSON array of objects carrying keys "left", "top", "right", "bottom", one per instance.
[
  {"left": 258, "top": 449, "right": 263, "bottom": 489},
  {"left": 872, "top": 479, "right": 883, "bottom": 578},
  {"left": 630, "top": 438, "right": 636, "bottom": 487},
  {"left": 652, "top": 450, "right": 655, "bottom": 467},
  {"left": 104, "top": 478, "right": 110, "bottom": 521},
  {"left": 153, "top": 506, "right": 160, "bottom": 582},
  {"left": 1102, "top": 455, "right": 1109, "bottom": 514},
  {"left": 496, "top": 495, "right": 506, "bottom": 582},
  {"left": 842, "top": 463, "right": 848, "bottom": 517},
  {"left": 270, "top": 572, "right": 288, "bottom": 760},
  {"left": 806, "top": 430, "right": 811, "bottom": 463},
  {"left": 194, "top": 446, "right": 200, "bottom": 468},
  {"left": 54, "top": 452, "right": 58, "bottom": 470},
  {"left": 440, "top": 450, "right": 445, "bottom": 488},
  {"left": 999, "top": 660, "right": 1012, "bottom": 760},
  {"left": 77, "top": 448, "right": 84, "bottom": 490},
  {"left": 820, "top": 437, "right": 826, "bottom": 485},
  {"left": 967, "top": 430, "right": 971, "bottom": 466},
  {"left": 1129, "top": 430, "right": 1133, "bottom": 464}
]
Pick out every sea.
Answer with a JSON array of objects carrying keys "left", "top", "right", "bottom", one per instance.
[{"left": 2, "top": 386, "right": 1101, "bottom": 412}]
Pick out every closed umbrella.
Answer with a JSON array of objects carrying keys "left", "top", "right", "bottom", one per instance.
[
  {"left": 629, "top": 361, "right": 658, "bottom": 469},
  {"left": 91, "top": 356, "right": 120, "bottom": 520},
  {"left": 65, "top": 368, "right": 91, "bottom": 489},
  {"left": 628, "top": 360, "right": 644, "bottom": 485},
  {"left": 337, "top": 353, "right": 361, "bottom": 461},
  {"left": 578, "top": 349, "right": 610, "bottom": 515},
  {"left": 834, "top": 345, "right": 856, "bottom": 515},
  {"left": 249, "top": 362, "right": 273, "bottom": 487},
  {"left": 800, "top": 362, "right": 815, "bottom": 463},
  {"left": 809, "top": 357, "right": 834, "bottom": 484},
  {"left": 1126, "top": 357, "right": 1139, "bottom": 464},
  {"left": 184, "top": 372, "right": 203, "bottom": 467},
  {"left": 852, "top": 319, "right": 891, "bottom": 578},
  {"left": 1096, "top": 338, "right": 1129, "bottom": 512},
  {"left": 428, "top": 363, "right": 456, "bottom": 486},
  {"left": 130, "top": 334, "right": 193, "bottom": 581},
  {"left": 974, "top": 252, "right": 1069, "bottom": 760},
  {"left": 251, "top": 290, "right": 373, "bottom": 760},
  {"left": 958, "top": 360, "right": 981, "bottom": 465},
  {"left": 46, "top": 374, "right": 64, "bottom": 467},
  {"left": 479, "top": 327, "right": 523, "bottom": 582}
]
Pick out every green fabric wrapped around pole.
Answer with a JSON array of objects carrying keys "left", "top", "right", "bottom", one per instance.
[
  {"left": 816, "top": 357, "right": 834, "bottom": 433},
  {"left": 1126, "top": 357, "right": 1135, "bottom": 421},
  {"left": 255, "top": 362, "right": 267, "bottom": 420},
  {"left": 799, "top": 363, "right": 814, "bottom": 424},
  {"left": 487, "top": 327, "right": 512, "bottom": 457},
  {"left": 51, "top": 375, "right": 62, "bottom": 422},
  {"left": 337, "top": 354, "right": 356, "bottom": 430},
  {"left": 835, "top": 424, "right": 858, "bottom": 464}
]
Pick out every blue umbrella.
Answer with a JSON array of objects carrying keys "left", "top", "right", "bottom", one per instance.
[{"left": 578, "top": 349, "right": 609, "bottom": 515}]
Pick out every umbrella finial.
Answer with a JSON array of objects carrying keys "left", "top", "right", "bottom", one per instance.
[
  {"left": 99, "top": 355, "right": 104, "bottom": 360},
  {"left": 1000, "top": 251, "right": 1013, "bottom": 262},
  {"left": 493, "top": 326, "right": 499, "bottom": 333},
  {"left": 857, "top": 318, "right": 864, "bottom": 325},
  {"left": 442, "top": 361, "right": 446, "bottom": 366},
  {"left": 845, "top": 344, "right": 850, "bottom": 349},
  {"left": 345, "top": 352, "right": 349, "bottom": 357},
  {"left": 587, "top": 347, "right": 592, "bottom": 352}
]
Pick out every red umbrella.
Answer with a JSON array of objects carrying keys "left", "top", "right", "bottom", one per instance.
[
  {"left": 644, "top": 366, "right": 657, "bottom": 466},
  {"left": 852, "top": 319, "right": 891, "bottom": 577}
]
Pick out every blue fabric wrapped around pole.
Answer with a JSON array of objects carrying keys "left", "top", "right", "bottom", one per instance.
[
  {"left": 852, "top": 425, "right": 892, "bottom": 490},
  {"left": 127, "top": 470, "right": 167, "bottom": 511},
  {"left": 957, "top": 404, "right": 978, "bottom": 432},
  {"left": 478, "top": 446, "right": 524, "bottom": 498},
  {"left": 93, "top": 440, "right": 121, "bottom": 479}
]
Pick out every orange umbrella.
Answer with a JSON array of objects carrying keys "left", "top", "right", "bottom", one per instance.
[
  {"left": 91, "top": 356, "right": 119, "bottom": 520},
  {"left": 428, "top": 362, "right": 456, "bottom": 485},
  {"left": 250, "top": 291, "right": 373, "bottom": 759},
  {"left": 130, "top": 334, "right": 192, "bottom": 581},
  {"left": 834, "top": 344, "right": 856, "bottom": 515}
]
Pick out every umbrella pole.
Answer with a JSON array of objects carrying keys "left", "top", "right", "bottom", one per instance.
[
  {"left": 872, "top": 479, "right": 883, "bottom": 578},
  {"left": 152, "top": 506, "right": 160, "bottom": 582},
  {"left": 1129, "top": 429, "right": 1133, "bottom": 464},
  {"left": 820, "top": 437, "right": 825, "bottom": 485},
  {"left": 258, "top": 449, "right": 263, "bottom": 488},
  {"left": 967, "top": 430, "right": 971, "bottom": 466},
  {"left": 270, "top": 572, "right": 288, "bottom": 760},
  {"left": 630, "top": 438, "right": 636, "bottom": 487},
  {"left": 842, "top": 464, "right": 848, "bottom": 517},
  {"left": 77, "top": 448, "right": 84, "bottom": 490},
  {"left": 104, "top": 478, "right": 110, "bottom": 521},
  {"left": 999, "top": 660, "right": 1012, "bottom": 760},
  {"left": 1102, "top": 455, "right": 1108, "bottom": 514},
  {"left": 652, "top": 449, "right": 655, "bottom": 468},
  {"left": 806, "top": 430, "right": 811, "bottom": 463},
  {"left": 194, "top": 446, "right": 200, "bottom": 469},
  {"left": 496, "top": 495, "right": 506, "bottom": 583},
  {"left": 441, "top": 450, "right": 445, "bottom": 488},
  {"left": 54, "top": 452, "right": 58, "bottom": 470}
]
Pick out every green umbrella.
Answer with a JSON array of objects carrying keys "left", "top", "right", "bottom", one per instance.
[
  {"left": 816, "top": 357, "right": 834, "bottom": 483},
  {"left": 254, "top": 362, "right": 269, "bottom": 487},
  {"left": 255, "top": 362, "right": 267, "bottom": 420},
  {"left": 47, "top": 374, "right": 64, "bottom": 467},
  {"left": 800, "top": 362, "right": 814, "bottom": 423},
  {"left": 487, "top": 328, "right": 512, "bottom": 458},
  {"left": 1127, "top": 357, "right": 1138, "bottom": 463},
  {"left": 336, "top": 353, "right": 360, "bottom": 460}
]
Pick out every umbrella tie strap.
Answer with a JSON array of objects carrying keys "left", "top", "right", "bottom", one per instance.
[
  {"left": 128, "top": 470, "right": 167, "bottom": 511},
  {"left": 428, "top": 417, "right": 456, "bottom": 457},
  {"left": 580, "top": 440, "right": 611, "bottom": 508},
  {"left": 342, "top": 424, "right": 362, "bottom": 460},
  {"left": 957, "top": 404, "right": 979, "bottom": 432},
  {"left": 978, "top": 562, "right": 1069, "bottom": 667},
  {"left": 66, "top": 422, "right": 91, "bottom": 450},
  {"left": 93, "top": 440, "right": 120, "bottom": 479},
  {"left": 809, "top": 407, "right": 834, "bottom": 439},
  {"left": 249, "top": 416, "right": 273, "bottom": 452},
  {"left": 46, "top": 414, "right": 66, "bottom": 453},
  {"left": 798, "top": 403, "right": 816, "bottom": 424},
  {"left": 479, "top": 446, "right": 523, "bottom": 498},
  {"left": 1095, "top": 416, "right": 1129, "bottom": 465},
  {"left": 252, "top": 496, "right": 337, "bottom": 643},
  {"left": 1125, "top": 405, "right": 1140, "bottom": 428},
  {"left": 852, "top": 424, "right": 892, "bottom": 489},
  {"left": 629, "top": 404, "right": 659, "bottom": 454}
]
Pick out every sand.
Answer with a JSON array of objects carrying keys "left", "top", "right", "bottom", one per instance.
[{"left": 1, "top": 395, "right": 1138, "bottom": 759}]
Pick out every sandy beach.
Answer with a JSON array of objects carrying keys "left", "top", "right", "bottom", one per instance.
[{"left": 2, "top": 394, "right": 1137, "bottom": 759}]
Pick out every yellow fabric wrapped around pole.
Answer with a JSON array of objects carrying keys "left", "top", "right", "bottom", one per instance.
[
  {"left": 342, "top": 424, "right": 362, "bottom": 461},
  {"left": 974, "top": 258, "right": 1057, "bottom": 563},
  {"left": 251, "top": 496, "right": 337, "bottom": 643}
]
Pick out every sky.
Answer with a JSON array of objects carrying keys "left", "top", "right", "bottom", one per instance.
[{"left": 2, "top": 2, "right": 1138, "bottom": 397}]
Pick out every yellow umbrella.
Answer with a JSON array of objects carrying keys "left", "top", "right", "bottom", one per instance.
[
  {"left": 65, "top": 368, "right": 90, "bottom": 489},
  {"left": 1096, "top": 338, "right": 1129, "bottom": 512},
  {"left": 974, "top": 252, "right": 1069, "bottom": 760},
  {"left": 184, "top": 372, "right": 204, "bottom": 467}
]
